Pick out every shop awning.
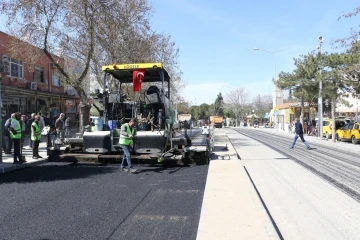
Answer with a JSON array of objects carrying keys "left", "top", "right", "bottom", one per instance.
[{"left": 336, "top": 107, "right": 360, "bottom": 113}]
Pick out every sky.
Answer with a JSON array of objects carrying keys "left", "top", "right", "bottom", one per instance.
[
  {"left": 1, "top": 1, "right": 359, "bottom": 105},
  {"left": 149, "top": 0, "right": 360, "bottom": 104}
]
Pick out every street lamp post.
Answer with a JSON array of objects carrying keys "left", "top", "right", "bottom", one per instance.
[
  {"left": 253, "top": 46, "right": 290, "bottom": 130},
  {"left": 317, "top": 36, "right": 324, "bottom": 139}
]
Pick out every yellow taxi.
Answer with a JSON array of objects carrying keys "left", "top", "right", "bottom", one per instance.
[
  {"left": 322, "top": 118, "right": 349, "bottom": 139},
  {"left": 335, "top": 122, "right": 360, "bottom": 144}
]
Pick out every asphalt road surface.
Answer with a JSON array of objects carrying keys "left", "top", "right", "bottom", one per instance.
[{"left": 0, "top": 162, "right": 208, "bottom": 240}]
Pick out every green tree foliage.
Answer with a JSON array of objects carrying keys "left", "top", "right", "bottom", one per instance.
[
  {"left": 189, "top": 103, "right": 215, "bottom": 121},
  {"left": 213, "top": 92, "right": 224, "bottom": 116},
  {"left": 277, "top": 52, "right": 319, "bottom": 103},
  {"left": 224, "top": 108, "right": 235, "bottom": 118},
  {"left": 0, "top": 0, "right": 183, "bottom": 131}
]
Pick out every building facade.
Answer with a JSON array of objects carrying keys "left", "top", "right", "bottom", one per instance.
[{"left": 0, "top": 31, "right": 80, "bottom": 124}]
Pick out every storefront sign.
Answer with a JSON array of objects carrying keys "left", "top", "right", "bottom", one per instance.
[{"left": 2, "top": 97, "right": 20, "bottom": 105}]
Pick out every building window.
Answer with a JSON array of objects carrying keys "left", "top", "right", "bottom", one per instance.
[
  {"left": 34, "top": 66, "right": 45, "bottom": 83},
  {"left": 10, "top": 58, "right": 23, "bottom": 78},
  {"left": 52, "top": 71, "right": 61, "bottom": 86}
]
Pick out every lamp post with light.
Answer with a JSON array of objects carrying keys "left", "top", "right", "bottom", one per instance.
[{"left": 317, "top": 36, "right": 324, "bottom": 139}]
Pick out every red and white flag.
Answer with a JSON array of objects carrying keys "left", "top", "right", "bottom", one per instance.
[{"left": 132, "top": 69, "right": 145, "bottom": 92}]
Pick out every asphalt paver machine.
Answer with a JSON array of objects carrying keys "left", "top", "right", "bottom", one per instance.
[{"left": 48, "top": 63, "right": 213, "bottom": 165}]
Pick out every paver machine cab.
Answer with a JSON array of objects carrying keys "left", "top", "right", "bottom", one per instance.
[{"left": 83, "top": 63, "right": 191, "bottom": 162}]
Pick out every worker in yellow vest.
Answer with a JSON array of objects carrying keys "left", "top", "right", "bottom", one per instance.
[
  {"left": 119, "top": 118, "right": 138, "bottom": 173},
  {"left": 31, "top": 115, "right": 43, "bottom": 159},
  {"left": 9, "top": 112, "right": 25, "bottom": 164}
]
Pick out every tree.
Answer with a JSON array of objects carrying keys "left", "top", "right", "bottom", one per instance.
[
  {"left": 224, "top": 108, "right": 235, "bottom": 118},
  {"left": 252, "top": 94, "right": 272, "bottom": 123},
  {"left": 0, "top": 0, "right": 183, "bottom": 132},
  {"left": 225, "top": 87, "right": 251, "bottom": 126},
  {"left": 277, "top": 51, "right": 320, "bottom": 123},
  {"left": 175, "top": 99, "right": 191, "bottom": 114},
  {"left": 213, "top": 92, "right": 224, "bottom": 116},
  {"left": 333, "top": 6, "right": 360, "bottom": 48}
]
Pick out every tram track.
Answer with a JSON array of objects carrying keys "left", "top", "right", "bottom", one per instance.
[{"left": 232, "top": 128, "right": 360, "bottom": 202}]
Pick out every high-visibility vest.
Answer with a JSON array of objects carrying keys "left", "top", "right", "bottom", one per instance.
[
  {"left": 10, "top": 119, "right": 21, "bottom": 140},
  {"left": 119, "top": 123, "right": 134, "bottom": 145},
  {"left": 31, "top": 122, "right": 42, "bottom": 141}
]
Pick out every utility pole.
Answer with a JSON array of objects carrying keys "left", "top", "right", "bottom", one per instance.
[{"left": 317, "top": 36, "right": 324, "bottom": 139}]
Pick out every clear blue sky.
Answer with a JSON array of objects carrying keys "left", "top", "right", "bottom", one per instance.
[
  {"left": 150, "top": 0, "right": 360, "bottom": 104},
  {"left": 1, "top": 1, "right": 359, "bottom": 105}
]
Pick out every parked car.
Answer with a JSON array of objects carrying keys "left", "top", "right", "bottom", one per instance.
[
  {"left": 335, "top": 122, "right": 360, "bottom": 144},
  {"left": 322, "top": 118, "right": 350, "bottom": 139}
]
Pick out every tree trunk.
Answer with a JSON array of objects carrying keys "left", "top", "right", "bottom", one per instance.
[
  {"left": 79, "top": 103, "right": 91, "bottom": 135},
  {"left": 331, "top": 99, "right": 336, "bottom": 143}
]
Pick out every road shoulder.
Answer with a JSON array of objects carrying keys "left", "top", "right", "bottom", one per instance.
[{"left": 196, "top": 128, "right": 279, "bottom": 240}]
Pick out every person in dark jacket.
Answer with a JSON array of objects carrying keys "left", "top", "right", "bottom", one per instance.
[
  {"left": 27, "top": 113, "right": 36, "bottom": 148},
  {"left": 290, "top": 118, "right": 311, "bottom": 149}
]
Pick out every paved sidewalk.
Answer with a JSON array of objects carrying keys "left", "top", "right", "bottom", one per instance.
[
  {"left": 0, "top": 136, "right": 48, "bottom": 174},
  {"left": 197, "top": 129, "right": 279, "bottom": 240}
]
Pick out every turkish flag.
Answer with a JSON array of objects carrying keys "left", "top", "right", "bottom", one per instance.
[{"left": 132, "top": 69, "right": 145, "bottom": 92}]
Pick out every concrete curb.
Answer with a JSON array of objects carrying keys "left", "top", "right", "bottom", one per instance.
[
  {"left": 197, "top": 129, "right": 279, "bottom": 240},
  {"left": 0, "top": 159, "right": 48, "bottom": 175}
]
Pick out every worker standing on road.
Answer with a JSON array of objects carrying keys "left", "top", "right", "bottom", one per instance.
[
  {"left": 31, "top": 115, "right": 43, "bottom": 159},
  {"left": 290, "top": 118, "right": 311, "bottom": 150},
  {"left": 119, "top": 118, "right": 138, "bottom": 173},
  {"left": 9, "top": 112, "right": 26, "bottom": 164},
  {"left": 27, "top": 113, "right": 36, "bottom": 148},
  {"left": 55, "top": 113, "right": 65, "bottom": 139}
]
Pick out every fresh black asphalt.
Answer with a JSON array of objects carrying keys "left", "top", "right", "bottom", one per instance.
[{"left": 0, "top": 161, "right": 208, "bottom": 240}]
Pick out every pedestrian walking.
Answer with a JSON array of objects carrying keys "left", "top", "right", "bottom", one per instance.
[
  {"left": 120, "top": 118, "right": 138, "bottom": 173},
  {"left": 27, "top": 113, "right": 36, "bottom": 148},
  {"left": 290, "top": 118, "right": 311, "bottom": 150},
  {"left": 31, "top": 115, "right": 43, "bottom": 159},
  {"left": 9, "top": 112, "right": 26, "bottom": 164}
]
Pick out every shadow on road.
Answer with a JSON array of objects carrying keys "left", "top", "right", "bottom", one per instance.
[
  {"left": 0, "top": 163, "right": 117, "bottom": 184},
  {"left": 139, "top": 163, "right": 191, "bottom": 174}
]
